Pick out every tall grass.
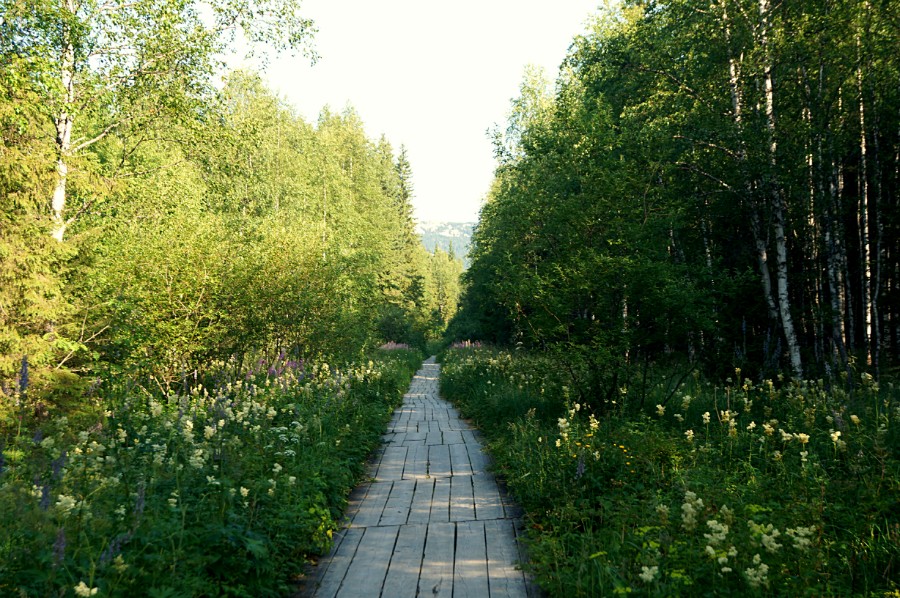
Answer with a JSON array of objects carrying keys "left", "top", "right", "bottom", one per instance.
[{"left": 441, "top": 347, "right": 900, "bottom": 597}]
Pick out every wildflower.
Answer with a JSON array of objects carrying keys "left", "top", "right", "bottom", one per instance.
[
  {"left": 656, "top": 404, "right": 665, "bottom": 417},
  {"left": 721, "top": 566, "right": 732, "bottom": 574},
  {"left": 704, "top": 519, "right": 729, "bottom": 546},
  {"left": 674, "top": 413, "right": 684, "bottom": 422},
  {"left": 830, "top": 430, "right": 841, "bottom": 443},
  {"left": 273, "top": 463, "right": 283, "bottom": 474},
  {"left": 746, "top": 421, "right": 756, "bottom": 431},
  {"left": 786, "top": 526, "right": 816, "bottom": 550},
  {"left": 655, "top": 504, "right": 670, "bottom": 523},
  {"left": 800, "top": 450, "right": 808, "bottom": 463},
  {"left": 557, "top": 418, "right": 569, "bottom": 432},
  {"left": 589, "top": 415, "right": 599, "bottom": 430},
  {"left": 639, "top": 565, "right": 659, "bottom": 583},
  {"left": 555, "top": 439, "right": 561, "bottom": 448},
  {"left": 795, "top": 433, "right": 810, "bottom": 444},
  {"left": 681, "top": 395, "right": 692, "bottom": 410},
  {"left": 204, "top": 425, "right": 216, "bottom": 439},
  {"left": 168, "top": 497, "right": 178, "bottom": 508},
  {"left": 762, "top": 423, "right": 774, "bottom": 436},
  {"left": 702, "top": 412, "right": 711, "bottom": 424},
  {"left": 684, "top": 429, "right": 694, "bottom": 442},
  {"left": 779, "top": 429, "right": 793, "bottom": 443},
  {"left": 56, "top": 495, "right": 77, "bottom": 516},
  {"left": 288, "top": 476, "right": 296, "bottom": 485},
  {"left": 74, "top": 581, "right": 98, "bottom": 596},
  {"left": 240, "top": 486, "right": 250, "bottom": 498},
  {"left": 681, "top": 491, "right": 704, "bottom": 531},
  {"left": 745, "top": 554, "right": 769, "bottom": 588},
  {"left": 850, "top": 414, "right": 860, "bottom": 426}
]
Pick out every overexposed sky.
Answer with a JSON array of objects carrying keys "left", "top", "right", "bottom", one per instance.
[{"left": 258, "top": 1, "right": 599, "bottom": 223}]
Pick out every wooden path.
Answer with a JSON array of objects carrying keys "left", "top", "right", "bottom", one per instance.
[{"left": 305, "top": 357, "right": 533, "bottom": 598}]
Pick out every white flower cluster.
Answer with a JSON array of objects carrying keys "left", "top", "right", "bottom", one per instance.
[
  {"left": 681, "top": 490, "right": 704, "bottom": 531},
  {"left": 744, "top": 553, "right": 769, "bottom": 588}
]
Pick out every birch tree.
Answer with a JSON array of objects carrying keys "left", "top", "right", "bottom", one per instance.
[{"left": 1, "top": 0, "right": 314, "bottom": 241}]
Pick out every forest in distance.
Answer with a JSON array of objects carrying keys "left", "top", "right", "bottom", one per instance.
[{"left": 2, "top": 0, "right": 900, "bottom": 595}]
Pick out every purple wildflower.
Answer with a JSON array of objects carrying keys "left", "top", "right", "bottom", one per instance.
[
  {"left": 133, "top": 482, "right": 146, "bottom": 520},
  {"left": 18, "top": 354, "right": 29, "bottom": 395},
  {"left": 52, "top": 450, "right": 67, "bottom": 480},
  {"left": 53, "top": 527, "right": 66, "bottom": 567},
  {"left": 575, "top": 453, "right": 586, "bottom": 479}
]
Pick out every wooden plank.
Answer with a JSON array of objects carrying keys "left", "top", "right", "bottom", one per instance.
[
  {"left": 468, "top": 448, "right": 491, "bottom": 474},
  {"left": 429, "top": 478, "right": 451, "bottom": 523},
  {"left": 403, "top": 444, "right": 429, "bottom": 480},
  {"left": 425, "top": 431, "right": 444, "bottom": 446},
  {"left": 449, "top": 442, "right": 473, "bottom": 477},
  {"left": 450, "top": 475, "right": 475, "bottom": 522},
  {"left": 407, "top": 478, "right": 435, "bottom": 524},
  {"left": 418, "top": 522, "right": 455, "bottom": 598},
  {"left": 381, "top": 524, "right": 427, "bottom": 598},
  {"left": 473, "top": 473, "right": 504, "bottom": 520},
  {"left": 443, "top": 430, "right": 464, "bottom": 446},
  {"left": 375, "top": 445, "right": 408, "bottom": 482},
  {"left": 351, "top": 481, "right": 391, "bottom": 528},
  {"left": 312, "top": 527, "right": 364, "bottom": 598},
  {"left": 428, "top": 444, "right": 452, "bottom": 478},
  {"left": 336, "top": 525, "right": 398, "bottom": 596},
  {"left": 380, "top": 479, "right": 415, "bottom": 526},
  {"left": 453, "top": 520, "right": 489, "bottom": 598},
  {"left": 484, "top": 519, "right": 528, "bottom": 597}
]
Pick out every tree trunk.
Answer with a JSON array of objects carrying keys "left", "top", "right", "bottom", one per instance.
[
  {"left": 52, "top": 2, "right": 77, "bottom": 242},
  {"left": 759, "top": 0, "right": 803, "bottom": 378}
]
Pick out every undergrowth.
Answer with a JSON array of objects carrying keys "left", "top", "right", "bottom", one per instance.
[
  {"left": 440, "top": 346, "right": 900, "bottom": 597},
  {"left": 0, "top": 348, "right": 422, "bottom": 596}
]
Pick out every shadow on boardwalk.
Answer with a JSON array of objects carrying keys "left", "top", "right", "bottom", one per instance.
[{"left": 298, "top": 357, "right": 537, "bottom": 598}]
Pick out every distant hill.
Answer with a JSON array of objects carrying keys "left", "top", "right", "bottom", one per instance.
[{"left": 416, "top": 221, "right": 475, "bottom": 267}]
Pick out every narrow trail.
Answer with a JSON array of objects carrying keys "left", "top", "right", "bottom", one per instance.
[{"left": 305, "top": 357, "right": 534, "bottom": 597}]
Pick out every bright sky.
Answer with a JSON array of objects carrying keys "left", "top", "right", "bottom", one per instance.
[{"left": 255, "top": 1, "right": 599, "bottom": 223}]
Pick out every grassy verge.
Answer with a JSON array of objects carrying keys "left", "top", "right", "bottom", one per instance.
[
  {"left": 0, "top": 348, "right": 422, "bottom": 597},
  {"left": 440, "top": 346, "right": 900, "bottom": 597}
]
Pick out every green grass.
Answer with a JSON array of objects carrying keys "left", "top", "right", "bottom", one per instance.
[
  {"left": 441, "top": 347, "right": 900, "bottom": 597},
  {"left": 0, "top": 348, "right": 422, "bottom": 597}
]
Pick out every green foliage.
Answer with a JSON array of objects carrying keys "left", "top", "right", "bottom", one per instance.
[
  {"left": 441, "top": 347, "right": 900, "bottom": 596},
  {"left": 0, "top": 350, "right": 421, "bottom": 596}
]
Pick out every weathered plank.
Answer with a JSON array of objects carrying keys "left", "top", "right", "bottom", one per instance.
[
  {"left": 473, "top": 472, "right": 505, "bottom": 521},
  {"left": 428, "top": 444, "right": 452, "bottom": 478},
  {"left": 418, "top": 522, "right": 455, "bottom": 598},
  {"left": 450, "top": 475, "right": 475, "bottom": 522},
  {"left": 350, "top": 481, "right": 391, "bottom": 528},
  {"left": 375, "top": 445, "right": 408, "bottom": 482},
  {"left": 336, "top": 525, "right": 398, "bottom": 596},
  {"left": 312, "top": 527, "right": 364, "bottom": 598},
  {"left": 484, "top": 519, "right": 528, "bottom": 597},
  {"left": 381, "top": 523, "right": 427, "bottom": 598},
  {"left": 454, "top": 520, "right": 489, "bottom": 598},
  {"left": 379, "top": 479, "right": 415, "bottom": 526}
]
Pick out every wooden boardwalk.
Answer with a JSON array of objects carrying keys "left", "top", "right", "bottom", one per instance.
[{"left": 305, "top": 357, "right": 533, "bottom": 598}]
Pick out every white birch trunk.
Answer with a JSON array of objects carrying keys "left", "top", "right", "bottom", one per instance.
[
  {"left": 760, "top": 0, "right": 803, "bottom": 378},
  {"left": 52, "top": 2, "right": 77, "bottom": 241}
]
